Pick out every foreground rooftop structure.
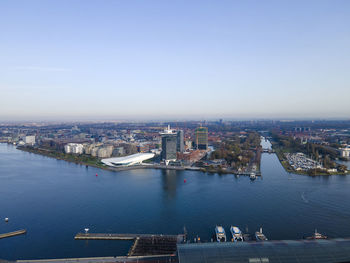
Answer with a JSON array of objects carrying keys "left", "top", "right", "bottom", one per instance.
[
  {"left": 177, "top": 238, "right": 350, "bottom": 263},
  {"left": 101, "top": 153, "right": 155, "bottom": 167},
  {"left": 6, "top": 238, "right": 350, "bottom": 262}
]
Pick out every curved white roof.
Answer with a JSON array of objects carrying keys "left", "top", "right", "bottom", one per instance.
[{"left": 102, "top": 153, "right": 155, "bottom": 167}]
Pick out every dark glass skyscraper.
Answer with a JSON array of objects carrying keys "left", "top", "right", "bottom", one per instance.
[
  {"left": 161, "top": 134, "right": 177, "bottom": 161},
  {"left": 176, "top": 130, "right": 184, "bottom": 153},
  {"left": 160, "top": 126, "right": 177, "bottom": 162}
]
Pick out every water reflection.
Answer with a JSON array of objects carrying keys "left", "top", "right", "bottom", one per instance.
[{"left": 161, "top": 169, "right": 182, "bottom": 199}]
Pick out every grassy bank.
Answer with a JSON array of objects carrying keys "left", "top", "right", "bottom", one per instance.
[{"left": 17, "top": 146, "right": 107, "bottom": 170}]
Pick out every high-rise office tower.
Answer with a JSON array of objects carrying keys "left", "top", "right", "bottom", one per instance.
[
  {"left": 160, "top": 125, "right": 177, "bottom": 163},
  {"left": 195, "top": 127, "right": 208, "bottom": 150},
  {"left": 176, "top": 130, "right": 184, "bottom": 153}
]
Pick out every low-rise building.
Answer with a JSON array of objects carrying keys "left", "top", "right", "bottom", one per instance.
[
  {"left": 184, "top": 140, "right": 192, "bottom": 150},
  {"left": 113, "top": 147, "right": 125, "bottom": 156},
  {"left": 137, "top": 142, "right": 150, "bottom": 153},
  {"left": 177, "top": 149, "right": 206, "bottom": 164},
  {"left": 23, "top": 135, "right": 36, "bottom": 145},
  {"left": 97, "top": 145, "right": 114, "bottom": 158},
  {"left": 339, "top": 147, "right": 350, "bottom": 159},
  {"left": 64, "top": 143, "right": 84, "bottom": 154}
]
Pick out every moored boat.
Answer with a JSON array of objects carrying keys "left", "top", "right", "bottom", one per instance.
[
  {"left": 230, "top": 226, "right": 244, "bottom": 242},
  {"left": 215, "top": 225, "right": 227, "bottom": 242},
  {"left": 250, "top": 172, "right": 256, "bottom": 180},
  {"left": 255, "top": 227, "right": 268, "bottom": 241},
  {"left": 307, "top": 229, "right": 327, "bottom": 240}
]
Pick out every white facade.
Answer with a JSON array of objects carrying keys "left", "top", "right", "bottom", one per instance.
[
  {"left": 64, "top": 143, "right": 84, "bottom": 154},
  {"left": 23, "top": 136, "right": 36, "bottom": 145},
  {"left": 102, "top": 153, "right": 155, "bottom": 167},
  {"left": 340, "top": 147, "right": 350, "bottom": 158}
]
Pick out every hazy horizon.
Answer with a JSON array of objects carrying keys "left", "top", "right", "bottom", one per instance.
[
  {"left": 1, "top": 0, "right": 350, "bottom": 120},
  {"left": 0, "top": 115, "right": 349, "bottom": 124}
]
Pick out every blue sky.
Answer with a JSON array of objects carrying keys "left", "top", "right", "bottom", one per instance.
[{"left": 1, "top": 0, "right": 349, "bottom": 120}]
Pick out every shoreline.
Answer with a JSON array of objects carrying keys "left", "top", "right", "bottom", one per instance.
[
  {"left": 15, "top": 145, "right": 253, "bottom": 175},
  {"left": 10, "top": 143, "right": 347, "bottom": 177}
]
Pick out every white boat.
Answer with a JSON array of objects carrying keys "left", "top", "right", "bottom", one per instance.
[
  {"left": 255, "top": 227, "right": 268, "bottom": 241},
  {"left": 230, "top": 226, "right": 244, "bottom": 242},
  {"left": 306, "top": 229, "right": 327, "bottom": 240},
  {"left": 250, "top": 173, "right": 256, "bottom": 180},
  {"left": 215, "top": 225, "right": 227, "bottom": 242}
]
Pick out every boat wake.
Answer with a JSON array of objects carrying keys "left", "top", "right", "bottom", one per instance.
[{"left": 301, "top": 192, "right": 309, "bottom": 203}]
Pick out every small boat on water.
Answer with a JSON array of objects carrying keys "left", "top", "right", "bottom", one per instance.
[
  {"left": 307, "top": 229, "right": 327, "bottom": 240},
  {"left": 255, "top": 227, "right": 268, "bottom": 241},
  {"left": 250, "top": 173, "right": 256, "bottom": 180},
  {"left": 230, "top": 226, "right": 244, "bottom": 242},
  {"left": 215, "top": 225, "right": 227, "bottom": 242}
]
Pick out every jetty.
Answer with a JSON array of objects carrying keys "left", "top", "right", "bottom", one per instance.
[
  {"left": 75, "top": 232, "right": 183, "bottom": 241},
  {"left": 0, "top": 229, "right": 27, "bottom": 239},
  {"left": 75, "top": 232, "right": 184, "bottom": 256}
]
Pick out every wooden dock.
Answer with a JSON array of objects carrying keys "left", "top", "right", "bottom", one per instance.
[{"left": 0, "top": 229, "right": 27, "bottom": 239}]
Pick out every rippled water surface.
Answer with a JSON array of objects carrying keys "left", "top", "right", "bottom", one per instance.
[{"left": 1, "top": 141, "right": 350, "bottom": 260}]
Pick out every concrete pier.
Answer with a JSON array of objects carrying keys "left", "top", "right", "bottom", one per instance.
[
  {"left": 75, "top": 233, "right": 183, "bottom": 257},
  {"left": 75, "top": 233, "right": 183, "bottom": 241}
]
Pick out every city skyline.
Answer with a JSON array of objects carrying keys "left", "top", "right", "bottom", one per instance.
[{"left": 1, "top": 0, "right": 350, "bottom": 120}]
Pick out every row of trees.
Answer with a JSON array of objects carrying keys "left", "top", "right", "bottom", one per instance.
[{"left": 210, "top": 132, "right": 260, "bottom": 169}]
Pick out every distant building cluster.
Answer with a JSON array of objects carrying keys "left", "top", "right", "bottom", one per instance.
[
  {"left": 1, "top": 119, "right": 348, "bottom": 175},
  {"left": 160, "top": 125, "right": 208, "bottom": 165},
  {"left": 0, "top": 122, "right": 212, "bottom": 167},
  {"left": 53, "top": 124, "right": 210, "bottom": 165}
]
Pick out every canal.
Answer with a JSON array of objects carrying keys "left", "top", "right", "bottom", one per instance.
[{"left": 1, "top": 141, "right": 350, "bottom": 260}]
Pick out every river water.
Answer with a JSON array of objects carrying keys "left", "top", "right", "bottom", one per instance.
[{"left": 1, "top": 141, "right": 350, "bottom": 260}]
